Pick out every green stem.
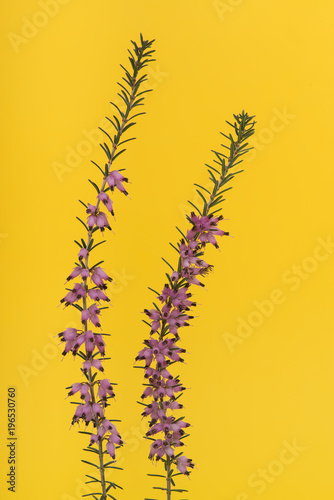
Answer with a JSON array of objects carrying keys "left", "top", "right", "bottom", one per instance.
[{"left": 166, "top": 456, "right": 172, "bottom": 500}]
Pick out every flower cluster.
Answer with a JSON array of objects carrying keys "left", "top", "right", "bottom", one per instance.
[
  {"left": 136, "top": 211, "right": 229, "bottom": 477},
  {"left": 59, "top": 177, "right": 128, "bottom": 460}
]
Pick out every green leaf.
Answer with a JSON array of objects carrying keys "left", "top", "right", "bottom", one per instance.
[
  {"left": 99, "top": 127, "right": 114, "bottom": 144},
  {"left": 88, "top": 179, "right": 100, "bottom": 194},
  {"left": 113, "top": 149, "right": 126, "bottom": 161},
  {"left": 78, "top": 199, "right": 88, "bottom": 209},
  {"left": 113, "top": 114, "right": 121, "bottom": 130},
  {"left": 105, "top": 116, "right": 119, "bottom": 133},
  {"left": 100, "top": 143, "right": 111, "bottom": 159},
  {"left": 85, "top": 474, "right": 99, "bottom": 481},
  {"left": 205, "top": 163, "right": 221, "bottom": 175},
  {"left": 118, "top": 137, "right": 136, "bottom": 146},
  {"left": 169, "top": 242, "right": 179, "bottom": 253},
  {"left": 175, "top": 226, "right": 187, "bottom": 240},
  {"left": 91, "top": 160, "right": 104, "bottom": 175},
  {"left": 109, "top": 101, "right": 123, "bottom": 116},
  {"left": 161, "top": 257, "right": 174, "bottom": 272},
  {"left": 71, "top": 303, "right": 83, "bottom": 312},
  {"left": 81, "top": 460, "right": 99, "bottom": 469},
  {"left": 89, "top": 260, "right": 104, "bottom": 271},
  {"left": 193, "top": 183, "right": 211, "bottom": 195},
  {"left": 76, "top": 217, "right": 88, "bottom": 231},
  {"left": 123, "top": 122, "right": 136, "bottom": 133},
  {"left": 83, "top": 447, "right": 99, "bottom": 455},
  {"left": 129, "top": 111, "right": 146, "bottom": 120},
  {"left": 187, "top": 200, "right": 201, "bottom": 215},
  {"left": 117, "top": 82, "right": 131, "bottom": 96},
  {"left": 90, "top": 240, "right": 107, "bottom": 251},
  {"left": 82, "top": 493, "right": 103, "bottom": 498}
]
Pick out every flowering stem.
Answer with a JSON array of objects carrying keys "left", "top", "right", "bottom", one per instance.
[
  {"left": 59, "top": 34, "right": 155, "bottom": 500},
  {"left": 80, "top": 73, "right": 138, "bottom": 495},
  {"left": 136, "top": 111, "right": 256, "bottom": 499}
]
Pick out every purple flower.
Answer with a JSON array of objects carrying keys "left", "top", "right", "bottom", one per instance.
[
  {"left": 106, "top": 170, "right": 128, "bottom": 195},
  {"left": 98, "top": 192, "right": 114, "bottom": 215}
]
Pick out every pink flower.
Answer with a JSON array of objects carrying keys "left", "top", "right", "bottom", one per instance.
[
  {"left": 92, "top": 402, "right": 104, "bottom": 417},
  {"left": 86, "top": 204, "right": 97, "bottom": 215},
  {"left": 72, "top": 334, "right": 85, "bottom": 354},
  {"left": 176, "top": 455, "right": 194, "bottom": 475},
  {"left": 66, "top": 266, "right": 90, "bottom": 282},
  {"left": 81, "top": 402, "right": 95, "bottom": 424},
  {"left": 171, "top": 271, "right": 180, "bottom": 281},
  {"left": 68, "top": 382, "right": 82, "bottom": 396},
  {"left": 96, "top": 212, "right": 111, "bottom": 232},
  {"left": 141, "top": 386, "right": 153, "bottom": 399},
  {"left": 92, "top": 359, "right": 104, "bottom": 371},
  {"left": 148, "top": 439, "right": 174, "bottom": 459},
  {"left": 72, "top": 404, "right": 85, "bottom": 424},
  {"left": 88, "top": 289, "right": 110, "bottom": 302},
  {"left": 59, "top": 328, "right": 77, "bottom": 341},
  {"left": 78, "top": 248, "right": 89, "bottom": 261},
  {"left": 81, "top": 304, "right": 101, "bottom": 328},
  {"left": 98, "top": 192, "right": 114, "bottom": 215},
  {"left": 95, "top": 334, "right": 105, "bottom": 356},
  {"left": 108, "top": 433, "right": 122, "bottom": 445},
  {"left": 83, "top": 330, "right": 95, "bottom": 357},
  {"left": 82, "top": 359, "right": 104, "bottom": 374},
  {"left": 179, "top": 239, "right": 209, "bottom": 269},
  {"left": 87, "top": 214, "right": 97, "bottom": 229},
  {"left": 106, "top": 441, "right": 115, "bottom": 459},
  {"left": 101, "top": 419, "right": 117, "bottom": 432},
  {"left": 187, "top": 212, "right": 228, "bottom": 248},
  {"left": 91, "top": 267, "right": 113, "bottom": 288},
  {"left": 86, "top": 205, "right": 112, "bottom": 231},
  {"left": 80, "top": 384, "right": 90, "bottom": 402},
  {"left": 98, "top": 379, "right": 115, "bottom": 401},
  {"left": 61, "top": 283, "right": 87, "bottom": 306},
  {"left": 89, "top": 434, "right": 99, "bottom": 445},
  {"left": 106, "top": 170, "right": 128, "bottom": 195},
  {"left": 59, "top": 328, "right": 86, "bottom": 357}
]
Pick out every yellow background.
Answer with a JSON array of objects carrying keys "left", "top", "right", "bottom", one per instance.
[{"left": 1, "top": 1, "right": 334, "bottom": 499}]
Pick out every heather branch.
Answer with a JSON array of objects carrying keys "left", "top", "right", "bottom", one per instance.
[
  {"left": 136, "top": 111, "right": 255, "bottom": 499},
  {"left": 59, "top": 34, "right": 155, "bottom": 500}
]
